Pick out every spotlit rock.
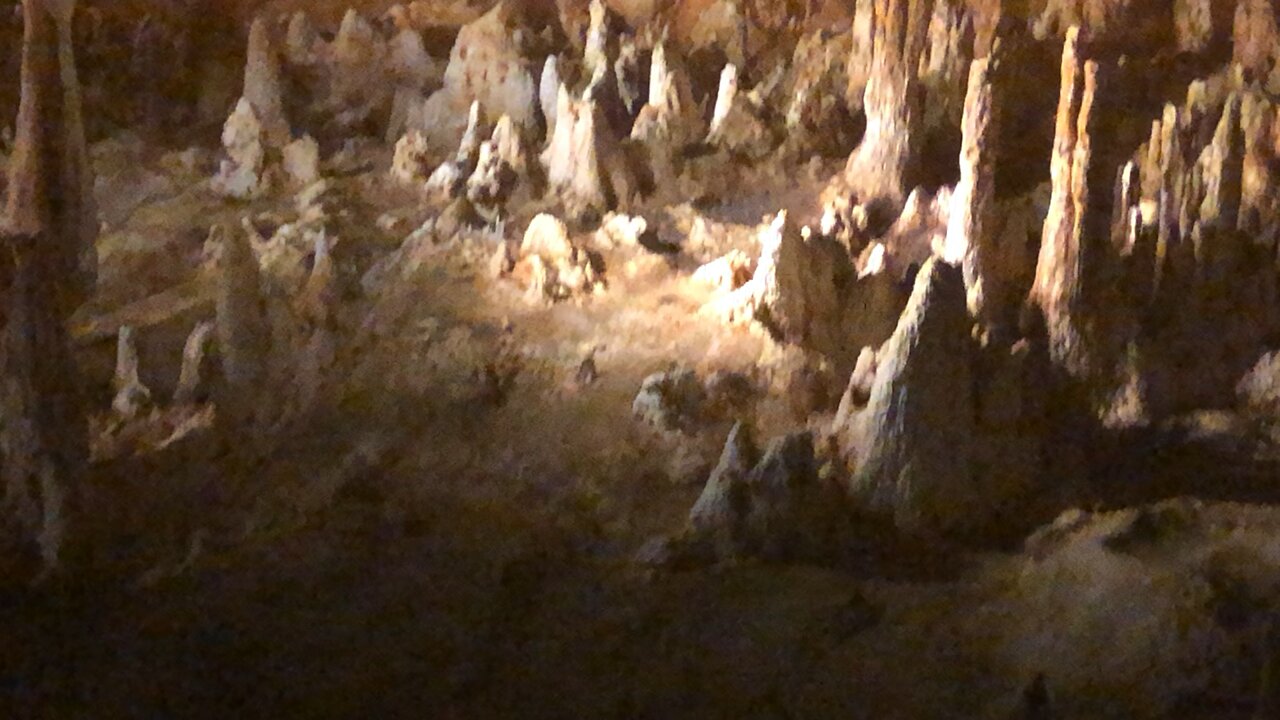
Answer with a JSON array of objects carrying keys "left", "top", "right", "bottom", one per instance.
[
  {"left": 544, "top": 85, "right": 614, "bottom": 219},
  {"left": 391, "top": 130, "right": 433, "bottom": 184},
  {"left": 706, "top": 64, "right": 775, "bottom": 160},
  {"left": 945, "top": 56, "right": 1001, "bottom": 325},
  {"left": 418, "top": 1, "right": 537, "bottom": 151},
  {"left": 212, "top": 98, "right": 266, "bottom": 200},
  {"left": 282, "top": 135, "right": 320, "bottom": 187},
  {"left": 1028, "top": 27, "right": 1105, "bottom": 382}
]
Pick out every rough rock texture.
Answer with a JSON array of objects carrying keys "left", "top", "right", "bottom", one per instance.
[
  {"left": 213, "top": 222, "right": 271, "bottom": 432},
  {"left": 632, "top": 368, "right": 707, "bottom": 432},
  {"left": 944, "top": 56, "right": 1001, "bottom": 327},
  {"left": 1, "top": 0, "right": 95, "bottom": 575},
  {"left": 680, "top": 426, "right": 847, "bottom": 562},
  {"left": 329, "top": 9, "right": 388, "bottom": 124},
  {"left": 748, "top": 212, "right": 843, "bottom": 354},
  {"left": 391, "top": 130, "right": 433, "bottom": 184},
  {"left": 282, "top": 134, "right": 320, "bottom": 187},
  {"left": 243, "top": 16, "right": 290, "bottom": 150},
  {"left": 213, "top": 98, "right": 267, "bottom": 200},
  {"left": 831, "top": 0, "right": 935, "bottom": 215},
  {"left": 417, "top": 2, "right": 537, "bottom": 151},
  {"left": 544, "top": 84, "right": 614, "bottom": 219},
  {"left": 1028, "top": 27, "right": 1106, "bottom": 383},
  {"left": 918, "top": 0, "right": 974, "bottom": 135},
  {"left": 1234, "top": 0, "right": 1280, "bottom": 92},
  {"left": 630, "top": 41, "right": 700, "bottom": 183},
  {"left": 705, "top": 64, "right": 775, "bottom": 160},
  {"left": 845, "top": 258, "right": 978, "bottom": 535}
]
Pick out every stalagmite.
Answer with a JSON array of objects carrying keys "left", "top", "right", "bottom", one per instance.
[
  {"left": 1, "top": 0, "right": 96, "bottom": 576},
  {"left": 705, "top": 64, "right": 774, "bottom": 159},
  {"left": 212, "top": 98, "right": 266, "bottom": 199},
  {"left": 243, "top": 16, "right": 290, "bottom": 150},
  {"left": 282, "top": 135, "right": 320, "bottom": 187},
  {"left": 1196, "top": 92, "right": 1243, "bottom": 236},
  {"left": 330, "top": 8, "right": 387, "bottom": 116},
  {"left": 391, "top": 131, "right": 432, "bottom": 184},
  {"left": 111, "top": 325, "right": 152, "bottom": 419},
  {"left": 583, "top": 0, "right": 614, "bottom": 80},
  {"left": 539, "top": 55, "right": 560, "bottom": 137},
  {"left": 836, "top": 0, "right": 936, "bottom": 211},
  {"left": 845, "top": 0, "right": 875, "bottom": 111},
  {"left": 631, "top": 41, "right": 699, "bottom": 177},
  {"left": 1028, "top": 27, "right": 1104, "bottom": 381},
  {"left": 846, "top": 258, "right": 976, "bottom": 534},
  {"left": 944, "top": 56, "right": 1000, "bottom": 326},
  {"left": 174, "top": 321, "right": 215, "bottom": 406},
  {"left": 285, "top": 11, "right": 319, "bottom": 66},
  {"left": 214, "top": 222, "right": 271, "bottom": 431},
  {"left": 544, "top": 86, "right": 614, "bottom": 219}
]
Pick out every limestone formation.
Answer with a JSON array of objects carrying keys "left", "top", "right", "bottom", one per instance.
[
  {"left": 1196, "top": 92, "right": 1243, "bottom": 237},
  {"left": 583, "top": 0, "right": 616, "bottom": 80},
  {"left": 918, "top": 0, "right": 974, "bottom": 134},
  {"left": 632, "top": 368, "right": 707, "bottom": 432},
  {"left": 683, "top": 427, "right": 845, "bottom": 562},
  {"left": 282, "top": 135, "right": 320, "bottom": 187},
  {"left": 1028, "top": 27, "right": 1104, "bottom": 382},
  {"left": 539, "top": 55, "right": 561, "bottom": 137},
  {"left": 835, "top": 0, "right": 935, "bottom": 212},
  {"left": 1, "top": 0, "right": 96, "bottom": 574},
  {"left": 944, "top": 56, "right": 1001, "bottom": 326},
  {"left": 782, "top": 30, "right": 854, "bottom": 158},
  {"left": 111, "top": 325, "right": 152, "bottom": 419},
  {"left": 846, "top": 258, "right": 977, "bottom": 534},
  {"left": 437, "top": 2, "right": 537, "bottom": 136},
  {"left": 706, "top": 64, "right": 774, "bottom": 160},
  {"left": 174, "top": 321, "right": 215, "bottom": 406},
  {"left": 630, "top": 42, "right": 699, "bottom": 179},
  {"left": 1234, "top": 0, "right": 1280, "bottom": 91},
  {"left": 521, "top": 213, "right": 574, "bottom": 262},
  {"left": 212, "top": 98, "right": 266, "bottom": 200},
  {"left": 466, "top": 141, "right": 517, "bottom": 220},
  {"left": 845, "top": 0, "right": 876, "bottom": 111},
  {"left": 214, "top": 222, "right": 271, "bottom": 431},
  {"left": 329, "top": 8, "right": 388, "bottom": 121},
  {"left": 748, "top": 212, "right": 843, "bottom": 353},
  {"left": 285, "top": 11, "right": 319, "bottom": 66},
  {"left": 391, "top": 131, "right": 433, "bottom": 185},
  {"left": 243, "top": 16, "right": 290, "bottom": 150},
  {"left": 544, "top": 85, "right": 614, "bottom": 219}
]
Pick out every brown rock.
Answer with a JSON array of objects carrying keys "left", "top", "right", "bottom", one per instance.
[{"left": 1028, "top": 27, "right": 1106, "bottom": 381}]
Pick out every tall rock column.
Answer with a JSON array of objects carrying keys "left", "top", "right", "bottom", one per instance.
[
  {"left": 944, "top": 55, "right": 1000, "bottom": 327},
  {"left": 839, "top": 0, "right": 935, "bottom": 211},
  {"left": 1028, "top": 27, "right": 1104, "bottom": 382},
  {"left": 0, "top": 0, "right": 95, "bottom": 577}
]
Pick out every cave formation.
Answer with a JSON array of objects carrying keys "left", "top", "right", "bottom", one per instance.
[{"left": 6, "top": 0, "right": 1280, "bottom": 716}]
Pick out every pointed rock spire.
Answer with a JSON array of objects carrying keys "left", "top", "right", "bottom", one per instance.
[
  {"left": 111, "top": 325, "right": 152, "bottom": 419},
  {"left": 1028, "top": 27, "right": 1104, "bottom": 380},
  {"left": 846, "top": 258, "right": 978, "bottom": 534},
  {"left": 243, "top": 16, "right": 290, "bottom": 149},
  {"left": 944, "top": 56, "right": 1000, "bottom": 325}
]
